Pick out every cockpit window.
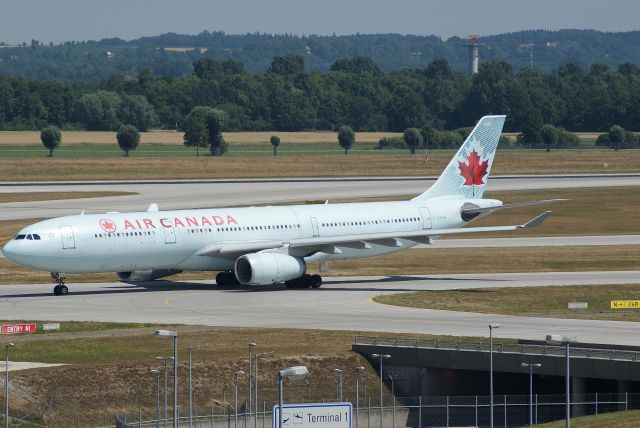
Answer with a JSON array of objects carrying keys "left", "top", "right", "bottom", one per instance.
[
  {"left": 33, "top": 234, "right": 41, "bottom": 240},
  {"left": 14, "top": 235, "right": 26, "bottom": 240},
  {"left": 26, "top": 234, "right": 33, "bottom": 240}
]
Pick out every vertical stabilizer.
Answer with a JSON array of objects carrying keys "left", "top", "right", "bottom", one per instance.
[{"left": 413, "top": 115, "right": 506, "bottom": 200}]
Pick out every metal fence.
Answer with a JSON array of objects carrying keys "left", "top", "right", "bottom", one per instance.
[
  {"left": 116, "top": 392, "right": 640, "bottom": 427},
  {"left": 354, "top": 335, "right": 640, "bottom": 362}
]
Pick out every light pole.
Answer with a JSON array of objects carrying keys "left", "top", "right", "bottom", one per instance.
[
  {"left": 277, "top": 366, "right": 308, "bottom": 428},
  {"left": 355, "top": 366, "right": 364, "bottom": 428},
  {"left": 248, "top": 342, "right": 256, "bottom": 425},
  {"left": 219, "top": 383, "right": 227, "bottom": 406},
  {"left": 489, "top": 324, "right": 500, "bottom": 428},
  {"left": 254, "top": 351, "right": 272, "bottom": 428},
  {"left": 371, "top": 353, "right": 390, "bottom": 428},
  {"left": 188, "top": 344, "right": 206, "bottom": 428},
  {"left": 151, "top": 369, "right": 161, "bottom": 428},
  {"left": 5, "top": 343, "right": 15, "bottom": 428},
  {"left": 234, "top": 370, "right": 244, "bottom": 428},
  {"left": 156, "top": 356, "right": 174, "bottom": 428},
  {"left": 334, "top": 369, "right": 343, "bottom": 401},
  {"left": 521, "top": 363, "right": 542, "bottom": 426},
  {"left": 547, "top": 334, "right": 572, "bottom": 428},
  {"left": 155, "top": 330, "right": 178, "bottom": 428}
]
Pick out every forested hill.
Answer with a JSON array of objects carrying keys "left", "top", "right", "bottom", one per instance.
[{"left": 1, "top": 29, "right": 640, "bottom": 83}]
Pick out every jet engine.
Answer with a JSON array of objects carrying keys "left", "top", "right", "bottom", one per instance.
[
  {"left": 117, "top": 269, "right": 182, "bottom": 282},
  {"left": 234, "top": 253, "right": 306, "bottom": 285}
]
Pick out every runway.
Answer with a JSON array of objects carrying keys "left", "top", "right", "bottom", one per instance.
[
  {"left": 1, "top": 173, "right": 638, "bottom": 221},
  {"left": 1, "top": 271, "right": 639, "bottom": 345}
]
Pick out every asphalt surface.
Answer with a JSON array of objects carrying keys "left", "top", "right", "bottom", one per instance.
[
  {"left": 1, "top": 174, "right": 638, "bottom": 221},
  {"left": 0, "top": 271, "right": 639, "bottom": 345}
]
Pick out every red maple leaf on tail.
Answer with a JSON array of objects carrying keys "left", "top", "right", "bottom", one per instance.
[{"left": 458, "top": 149, "right": 489, "bottom": 186}]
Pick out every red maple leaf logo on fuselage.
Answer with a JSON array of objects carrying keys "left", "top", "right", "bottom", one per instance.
[
  {"left": 99, "top": 219, "right": 117, "bottom": 233},
  {"left": 458, "top": 149, "right": 489, "bottom": 186}
]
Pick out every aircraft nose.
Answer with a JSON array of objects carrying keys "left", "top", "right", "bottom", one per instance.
[{"left": 2, "top": 240, "right": 17, "bottom": 261}]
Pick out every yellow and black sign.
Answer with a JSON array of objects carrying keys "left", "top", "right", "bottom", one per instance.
[{"left": 611, "top": 300, "right": 640, "bottom": 309}]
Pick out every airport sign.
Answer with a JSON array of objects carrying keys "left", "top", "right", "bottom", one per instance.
[
  {"left": 611, "top": 300, "right": 640, "bottom": 309},
  {"left": 1, "top": 323, "right": 36, "bottom": 334},
  {"left": 273, "top": 402, "right": 352, "bottom": 427}
]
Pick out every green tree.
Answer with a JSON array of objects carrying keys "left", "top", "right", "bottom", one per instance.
[
  {"left": 40, "top": 126, "right": 61, "bottom": 157},
  {"left": 118, "top": 94, "right": 158, "bottom": 132},
  {"left": 403, "top": 128, "right": 423, "bottom": 155},
  {"left": 540, "top": 124, "right": 558, "bottom": 153},
  {"left": 269, "top": 54, "right": 304, "bottom": 76},
  {"left": 116, "top": 124, "right": 140, "bottom": 156},
  {"left": 519, "top": 108, "right": 544, "bottom": 148},
  {"left": 337, "top": 125, "right": 355, "bottom": 155},
  {"left": 270, "top": 135, "right": 280, "bottom": 156},
  {"left": 608, "top": 125, "right": 626, "bottom": 151},
  {"left": 182, "top": 106, "right": 210, "bottom": 156},
  {"left": 183, "top": 106, "right": 229, "bottom": 156}
]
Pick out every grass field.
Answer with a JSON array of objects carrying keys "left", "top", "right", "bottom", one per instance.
[
  {"left": 0, "top": 130, "right": 401, "bottom": 146},
  {"left": 0, "top": 149, "right": 636, "bottom": 181},
  {"left": 374, "top": 284, "right": 640, "bottom": 321},
  {"left": 537, "top": 410, "right": 640, "bottom": 427}
]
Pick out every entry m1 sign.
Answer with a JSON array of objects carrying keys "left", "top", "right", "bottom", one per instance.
[
  {"left": 1, "top": 323, "right": 37, "bottom": 334},
  {"left": 273, "top": 402, "right": 352, "bottom": 427}
]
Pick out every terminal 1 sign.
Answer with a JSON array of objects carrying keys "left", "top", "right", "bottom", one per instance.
[{"left": 273, "top": 402, "right": 352, "bottom": 427}]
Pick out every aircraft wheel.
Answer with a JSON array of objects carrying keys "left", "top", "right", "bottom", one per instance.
[
  {"left": 59, "top": 285, "right": 69, "bottom": 295},
  {"left": 310, "top": 274, "right": 323, "bottom": 288},
  {"left": 53, "top": 285, "right": 60, "bottom": 296}
]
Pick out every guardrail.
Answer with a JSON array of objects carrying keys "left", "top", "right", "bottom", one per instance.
[{"left": 353, "top": 335, "right": 640, "bottom": 362}]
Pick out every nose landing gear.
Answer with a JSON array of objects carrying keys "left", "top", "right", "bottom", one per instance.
[{"left": 50, "top": 272, "right": 69, "bottom": 296}]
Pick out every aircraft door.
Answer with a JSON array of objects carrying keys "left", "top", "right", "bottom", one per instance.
[
  {"left": 310, "top": 217, "right": 320, "bottom": 237},
  {"left": 163, "top": 224, "right": 176, "bottom": 244},
  {"left": 419, "top": 207, "right": 432, "bottom": 229},
  {"left": 59, "top": 225, "right": 76, "bottom": 249}
]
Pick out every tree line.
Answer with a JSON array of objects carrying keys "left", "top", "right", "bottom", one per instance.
[
  {"left": 2, "top": 55, "right": 640, "bottom": 141},
  {"left": 3, "top": 29, "right": 640, "bottom": 82}
]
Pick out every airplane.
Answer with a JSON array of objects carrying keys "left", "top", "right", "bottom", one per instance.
[{"left": 2, "top": 115, "right": 559, "bottom": 296}]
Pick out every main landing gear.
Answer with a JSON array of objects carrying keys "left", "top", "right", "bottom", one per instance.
[
  {"left": 284, "top": 274, "right": 323, "bottom": 289},
  {"left": 216, "top": 271, "right": 240, "bottom": 288},
  {"left": 50, "top": 272, "right": 69, "bottom": 296}
]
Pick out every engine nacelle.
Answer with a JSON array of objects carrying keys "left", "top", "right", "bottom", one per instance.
[
  {"left": 235, "top": 253, "right": 306, "bottom": 285},
  {"left": 117, "top": 269, "right": 182, "bottom": 282}
]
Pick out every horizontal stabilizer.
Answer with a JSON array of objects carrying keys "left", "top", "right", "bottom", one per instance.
[{"left": 462, "top": 199, "right": 567, "bottom": 215}]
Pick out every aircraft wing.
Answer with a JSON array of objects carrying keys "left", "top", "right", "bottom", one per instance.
[{"left": 196, "top": 211, "right": 551, "bottom": 258}]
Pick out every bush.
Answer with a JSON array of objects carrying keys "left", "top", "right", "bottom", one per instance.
[
  {"left": 375, "top": 137, "right": 406, "bottom": 150},
  {"left": 556, "top": 128, "right": 580, "bottom": 148}
]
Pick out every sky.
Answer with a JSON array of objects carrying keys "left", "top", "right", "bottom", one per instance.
[{"left": 1, "top": 0, "right": 638, "bottom": 45}]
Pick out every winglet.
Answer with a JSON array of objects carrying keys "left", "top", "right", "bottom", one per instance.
[
  {"left": 519, "top": 211, "right": 552, "bottom": 229},
  {"left": 147, "top": 203, "right": 159, "bottom": 212}
]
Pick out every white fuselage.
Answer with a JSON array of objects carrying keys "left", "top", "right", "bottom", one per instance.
[{"left": 3, "top": 198, "right": 470, "bottom": 274}]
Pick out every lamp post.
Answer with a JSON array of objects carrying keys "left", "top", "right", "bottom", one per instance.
[
  {"left": 278, "top": 366, "right": 308, "bottom": 428},
  {"left": 151, "top": 369, "right": 161, "bottom": 428},
  {"left": 4, "top": 343, "right": 15, "bottom": 428},
  {"left": 547, "top": 334, "right": 572, "bottom": 428},
  {"left": 355, "top": 366, "right": 364, "bottom": 428},
  {"left": 371, "top": 353, "right": 390, "bottom": 428},
  {"left": 156, "top": 356, "right": 174, "bottom": 428},
  {"left": 254, "top": 351, "right": 272, "bottom": 428},
  {"left": 248, "top": 342, "right": 256, "bottom": 425},
  {"left": 521, "top": 363, "right": 542, "bottom": 426},
  {"left": 334, "top": 369, "right": 343, "bottom": 401},
  {"left": 155, "top": 330, "right": 178, "bottom": 428},
  {"left": 234, "top": 370, "right": 244, "bottom": 428},
  {"left": 188, "top": 345, "right": 206, "bottom": 428},
  {"left": 488, "top": 324, "right": 500, "bottom": 428}
]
